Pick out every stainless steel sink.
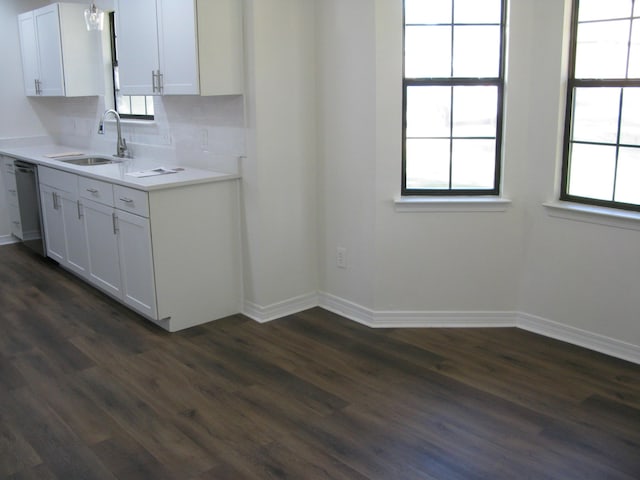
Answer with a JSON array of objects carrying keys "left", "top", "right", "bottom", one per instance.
[{"left": 59, "top": 156, "right": 120, "bottom": 166}]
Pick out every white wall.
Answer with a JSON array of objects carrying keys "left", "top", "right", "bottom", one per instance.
[
  {"left": 241, "top": 0, "right": 318, "bottom": 314},
  {"left": 316, "top": 0, "right": 377, "bottom": 309},
  {"left": 316, "top": 0, "right": 639, "bottom": 358},
  {"left": 317, "top": 0, "right": 527, "bottom": 314},
  {"left": 517, "top": 0, "right": 640, "bottom": 348}
]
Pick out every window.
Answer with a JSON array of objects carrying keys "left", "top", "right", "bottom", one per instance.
[
  {"left": 402, "top": 0, "right": 506, "bottom": 196},
  {"left": 562, "top": 0, "right": 640, "bottom": 211},
  {"left": 108, "top": 12, "right": 154, "bottom": 120}
]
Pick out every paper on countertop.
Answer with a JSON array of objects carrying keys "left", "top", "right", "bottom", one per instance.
[
  {"left": 126, "top": 167, "right": 183, "bottom": 178},
  {"left": 45, "top": 152, "right": 85, "bottom": 158}
]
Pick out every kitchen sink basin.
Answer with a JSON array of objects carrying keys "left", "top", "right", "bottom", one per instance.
[{"left": 60, "top": 156, "right": 121, "bottom": 166}]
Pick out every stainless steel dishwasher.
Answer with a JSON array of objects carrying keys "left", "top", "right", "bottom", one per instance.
[{"left": 14, "top": 160, "right": 45, "bottom": 256}]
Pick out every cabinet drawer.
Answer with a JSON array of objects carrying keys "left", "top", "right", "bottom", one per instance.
[
  {"left": 114, "top": 185, "right": 149, "bottom": 218},
  {"left": 39, "top": 166, "right": 78, "bottom": 194},
  {"left": 79, "top": 176, "right": 114, "bottom": 206}
]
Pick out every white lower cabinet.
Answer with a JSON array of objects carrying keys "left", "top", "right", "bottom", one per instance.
[
  {"left": 82, "top": 198, "right": 123, "bottom": 298},
  {"left": 39, "top": 167, "right": 89, "bottom": 277},
  {"left": 39, "top": 184, "right": 66, "bottom": 262},
  {"left": 59, "top": 190, "right": 89, "bottom": 279},
  {"left": 116, "top": 209, "right": 156, "bottom": 319},
  {"left": 37, "top": 166, "right": 240, "bottom": 332}
]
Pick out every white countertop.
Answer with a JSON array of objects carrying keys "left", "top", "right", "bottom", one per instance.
[{"left": 0, "top": 144, "right": 239, "bottom": 192}]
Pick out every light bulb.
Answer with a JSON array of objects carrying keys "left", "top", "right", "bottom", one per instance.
[{"left": 84, "top": 3, "right": 104, "bottom": 31}]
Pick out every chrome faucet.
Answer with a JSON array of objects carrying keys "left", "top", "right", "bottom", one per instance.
[{"left": 98, "top": 109, "right": 128, "bottom": 158}]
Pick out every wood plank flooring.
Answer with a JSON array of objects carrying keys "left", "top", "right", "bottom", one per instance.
[{"left": 1, "top": 243, "right": 640, "bottom": 479}]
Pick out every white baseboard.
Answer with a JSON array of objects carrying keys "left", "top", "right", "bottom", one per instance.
[
  {"left": 318, "top": 292, "right": 515, "bottom": 328},
  {"left": 242, "top": 291, "right": 319, "bottom": 323},
  {"left": 517, "top": 312, "right": 640, "bottom": 365},
  {"left": 0, "top": 235, "right": 18, "bottom": 246},
  {"left": 243, "top": 291, "right": 640, "bottom": 364}
]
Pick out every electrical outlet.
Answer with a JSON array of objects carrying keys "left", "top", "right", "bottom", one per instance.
[{"left": 336, "top": 247, "right": 347, "bottom": 269}]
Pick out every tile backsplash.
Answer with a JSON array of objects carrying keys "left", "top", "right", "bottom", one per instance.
[{"left": 36, "top": 94, "right": 246, "bottom": 175}]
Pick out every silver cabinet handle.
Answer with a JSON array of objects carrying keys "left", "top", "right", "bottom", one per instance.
[
  {"left": 77, "top": 200, "right": 83, "bottom": 220},
  {"left": 158, "top": 70, "right": 164, "bottom": 93},
  {"left": 86, "top": 188, "right": 99, "bottom": 194},
  {"left": 112, "top": 212, "right": 119, "bottom": 235},
  {"left": 152, "top": 70, "right": 158, "bottom": 93},
  {"left": 52, "top": 191, "right": 59, "bottom": 210},
  {"left": 8, "top": 189, "right": 16, "bottom": 194},
  {"left": 119, "top": 197, "right": 134, "bottom": 203}
]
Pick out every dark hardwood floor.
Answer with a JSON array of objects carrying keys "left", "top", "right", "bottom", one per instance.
[{"left": 1, "top": 243, "right": 639, "bottom": 479}]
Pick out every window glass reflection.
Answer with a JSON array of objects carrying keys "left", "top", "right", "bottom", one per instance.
[
  {"left": 452, "top": 86, "right": 497, "bottom": 138},
  {"left": 575, "top": 20, "right": 630, "bottom": 79},
  {"left": 572, "top": 88, "right": 621, "bottom": 144},
  {"left": 568, "top": 144, "right": 616, "bottom": 200},
  {"left": 406, "top": 139, "right": 451, "bottom": 189},
  {"left": 405, "top": 26, "right": 452, "bottom": 78},
  {"left": 406, "top": 86, "right": 451, "bottom": 138},
  {"left": 453, "top": 26, "right": 500, "bottom": 77}
]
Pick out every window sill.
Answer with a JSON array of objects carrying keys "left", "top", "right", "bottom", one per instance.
[
  {"left": 543, "top": 201, "right": 640, "bottom": 231},
  {"left": 394, "top": 196, "right": 512, "bottom": 212},
  {"left": 103, "top": 118, "right": 156, "bottom": 127}
]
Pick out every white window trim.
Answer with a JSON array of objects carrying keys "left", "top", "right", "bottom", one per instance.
[
  {"left": 544, "top": 201, "right": 640, "bottom": 231},
  {"left": 395, "top": 196, "right": 512, "bottom": 213}
]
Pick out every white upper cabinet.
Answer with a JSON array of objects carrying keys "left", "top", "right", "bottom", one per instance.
[
  {"left": 18, "top": 3, "right": 101, "bottom": 97},
  {"left": 115, "top": 0, "right": 243, "bottom": 96}
]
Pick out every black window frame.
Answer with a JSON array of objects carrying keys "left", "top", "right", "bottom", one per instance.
[
  {"left": 402, "top": 0, "right": 507, "bottom": 196},
  {"left": 561, "top": 0, "right": 640, "bottom": 212},
  {"left": 109, "top": 12, "right": 154, "bottom": 121}
]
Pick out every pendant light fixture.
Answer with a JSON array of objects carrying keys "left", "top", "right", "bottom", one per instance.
[{"left": 84, "top": 2, "right": 104, "bottom": 31}]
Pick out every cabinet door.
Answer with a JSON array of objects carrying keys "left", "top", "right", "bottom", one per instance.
[
  {"left": 115, "top": 0, "right": 160, "bottom": 95},
  {"left": 116, "top": 210, "right": 157, "bottom": 319},
  {"left": 157, "top": 0, "right": 199, "bottom": 94},
  {"left": 83, "top": 200, "right": 122, "bottom": 298},
  {"left": 17, "top": 12, "right": 39, "bottom": 96},
  {"left": 34, "top": 4, "right": 65, "bottom": 96},
  {"left": 39, "top": 185, "right": 66, "bottom": 263},
  {"left": 60, "top": 193, "right": 89, "bottom": 280}
]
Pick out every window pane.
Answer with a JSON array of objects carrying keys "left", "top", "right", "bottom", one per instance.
[
  {"left": 454, "top": 0, "right": 501, "bottom": 24},
  {"left": 453, "top": 26, "right": 500, "bottom": 77},
  {"left": 628, "top": 20, "right": 640, "bottom": 78},
  {"left": 568, "top": 144, "right": 616, "bottom": 200},
  {"left": 405, "top": 0, "right": 451, "bottom": 24},
  {"left": 406, "top": 86, "right": 451, "bottom": 138},
  {"left": 130, "top": 96, "right": 147, "bottom": 116},
  {"left": 146, "top": 96, "right": 155, "bottom": 116},
  {"left": 572, "top": 88, "right": 621, "bottom": 144},
  {"left": 575, "top": 20, "right": 630, "bottom": 79},
  {"left": 405, "top": 26, "right": 452, "bottom": 78},
  {"left": 577, "top": 0, "right": 632, "bottom": 22},
  {"left": 451, "top": 139, "right": 495, "bottom": 189},
  {"left": 117, "top": 95, "right": 131, "bottom": 115},
  {"left": 452, "top": 86, "right": 497, "bottom": 137},
  {"left": 406, "top": 139, "right": 451, "bottom": 189},
  {"left": 621, "top": 88, "right": 640, "bottom": 145},
  {"left": 615, "top": 147, "right": 640, "bottom": 203}
]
